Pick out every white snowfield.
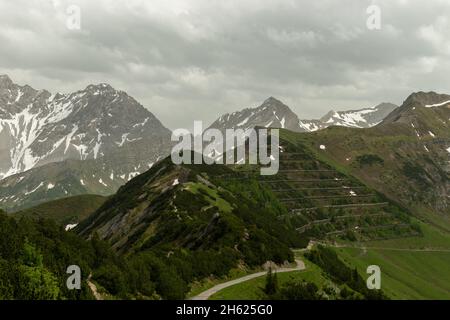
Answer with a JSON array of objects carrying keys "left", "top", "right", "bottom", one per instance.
[
  {"left": 299, "top": 121, "right": 320, "bottom": 132},
  {"left": 325, "top": 109, "right": 374, "bottom": 126},
  {"left": 300, "top": 104, "right": 395, "bottom": 132}
]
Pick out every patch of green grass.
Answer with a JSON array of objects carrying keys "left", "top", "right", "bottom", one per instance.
[
  {"left": 187, "top": 267, "right": 258, "bottom": 298},
  {"left": 364, "top": 220, "right": 450, "bottom": 249},
  {"left": 334, "top": 247, "right": 450, "bottom": 300},
  {"left": 185, "top": 182, "right": 233, "bottom": 213},
  {"left": 414, "top": 207, "right": 450, "bottom": 233},
  {"left": 209, "top": 258, "right": 331, "bottom": 300}
]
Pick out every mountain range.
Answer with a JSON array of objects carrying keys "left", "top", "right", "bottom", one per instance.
[
  {"left": 74, "top": 89, "right": 449, "bottom": 257},
  {"left": 71, "top": 90, "right": 449, "bottom": 299},
  {"left": 0, "top": 74, "right": 171, "bottom": 180},
  {"left": 302, "top": 91, "right": 450, "bottom": 224},
  {"left": 208, "top": 96, "right": 397, "bottom": 133},
  {"left": 0, "top": 74, "right": 402, "bottom": 211},
  {"left": 1, "top": 75, "right": 449, "bottom": 300}
]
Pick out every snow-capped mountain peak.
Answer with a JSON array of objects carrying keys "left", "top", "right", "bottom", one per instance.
[
  {"left": 320, "top": 103, "right": 398, "bottom": 128},
  {"left": 210, "top": 98, "right": 398, "bottom": 134},
  {"left": 0, "top": 75, "right": 171, "bottom": 180},
  {"left": 208, "top": 97, "right": 304, "bottom": 132}
]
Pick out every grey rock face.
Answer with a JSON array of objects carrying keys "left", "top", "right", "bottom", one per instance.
[{"left": 0, "top": 75, "right": 171, "bottom": 180}]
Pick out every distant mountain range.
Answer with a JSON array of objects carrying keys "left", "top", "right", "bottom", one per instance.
[
  {"left": 208, "top": 96, "right": 397, "bottom": 133},
  {"left": 0, "top": 75, "right": 400, "bottom": 211}
]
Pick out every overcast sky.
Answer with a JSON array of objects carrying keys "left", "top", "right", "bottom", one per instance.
[{"left": 1, "top": 0, "right": 450, "bottom": 129}]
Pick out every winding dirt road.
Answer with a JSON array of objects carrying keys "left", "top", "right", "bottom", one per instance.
[{"left": 191, "top": 259, "right": 306, "bottom": 300}]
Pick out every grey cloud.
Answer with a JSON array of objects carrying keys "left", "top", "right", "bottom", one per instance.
[{"left": 1, "top": 0, "right": 450, "bottom": 129}]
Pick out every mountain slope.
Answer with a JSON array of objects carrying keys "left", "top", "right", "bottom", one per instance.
[
  {"left": 289, "top": 92, "right": 450, "bottom": 228},
  {"left": 76, "top": 156, "right": 303, "bottom": 256},
  {"left": 77, "top": 127, "right": 420, "bottom": 254},
  {"left": 13, "top": 194, "right": 107, "bottom": 226},
  {"left": 0, "top": 153, "right": 159, "bottom": 212},
  {"left": 0, "top": 74, "right": 171, "bottom": 180}
]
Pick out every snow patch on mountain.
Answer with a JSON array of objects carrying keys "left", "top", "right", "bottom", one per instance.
[
  {"left": 313, "top": 103, "right": 398, "bottom": 130},
  {"left": 65, "top": 224, "right": 78, "bottom": 231},
  {"left": 209, "top": 98, "right": 397, "bottom": 137},
  {"left": 425, "top": 100, "right": 450, "bottom": 108},
  {"left": 0, "top": 75, "right": 172, "bottom": 180},
  {"left": 24, "top": 182, "right": 44, "bottom": 196}
]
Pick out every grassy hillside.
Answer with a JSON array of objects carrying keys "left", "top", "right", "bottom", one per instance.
[
  {"left": 209, "top": 258, "right": 331, "bottom": 300},
  {"left": 74, "top": 156, "right": 307, "bottom": 298},
  {"left": 362, "top": 220, "right": 450, "bottom": 249},
  {"left": 211, "top": 245, "right": 450, "bottom": 300},
  {"left": 280, "top": 97, "right": 450, "bottom": 224},
  {"left": 334, "top": 247, "right": 450, "bottom": 300},
  {"left": 13, "top": 194, "right": 107, "bottom": 225}
]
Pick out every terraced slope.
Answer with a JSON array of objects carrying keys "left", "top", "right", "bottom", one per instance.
[
  {"left": 283, "top": 92, "right": 450, "bottom": 231},
  {"left": 218, "top": 134, "right": 418, "bottom": 243}
]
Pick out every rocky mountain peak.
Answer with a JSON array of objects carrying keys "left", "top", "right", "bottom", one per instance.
[
  {"left": 0, "top": 75, "right": 13, "bottom": 88},
  {"left": 85, "top": 83, "right": 116, "bottom": 93},
  {"left": 403, "top": 91, "right": 450, "bottom": 108},
  {"left": 319, "top": 110, "right": 337, "bottom": 122},
  {"left": 260, "top": 96, "right": 292, "bottom": 113},
  {"left": 380, "top": 92, "right": 450, "bottom": 138},
  {"left": 208, "top": 97, "right": 303, "bottom": 132},
  {"left": 0, "top": 77, "right": 172, "bottom": 180}
]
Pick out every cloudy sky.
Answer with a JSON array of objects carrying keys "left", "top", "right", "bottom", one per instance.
[{"left": 1, "top": 0, "right": 450, "bottom": 129}]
